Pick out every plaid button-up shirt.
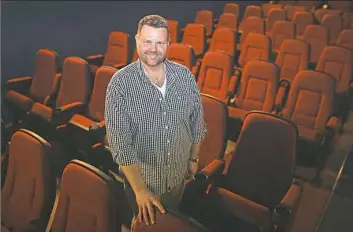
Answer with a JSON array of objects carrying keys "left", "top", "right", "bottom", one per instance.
[{"left": 105, "top": 58, "right": 207, "bottom": 195}]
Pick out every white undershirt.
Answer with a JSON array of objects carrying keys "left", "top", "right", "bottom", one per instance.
[{"left": 152, "top": 75, "right": 167, "bottom": 98}]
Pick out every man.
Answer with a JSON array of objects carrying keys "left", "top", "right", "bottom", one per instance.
[{"left": 105, "top": 15, "right": 207, "bottom": 228}]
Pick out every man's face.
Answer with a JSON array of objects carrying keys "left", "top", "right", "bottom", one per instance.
[{"left": 136, "top": 25, "right": 169, "bottom": 67}]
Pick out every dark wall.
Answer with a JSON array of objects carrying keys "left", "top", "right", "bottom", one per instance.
[{"left": 1, "top": 1, "right": 262, "bottom": 82}]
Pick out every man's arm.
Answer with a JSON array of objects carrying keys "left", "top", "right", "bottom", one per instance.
[{"left": 104, "top": 80, "right": 165, "bottom": 225}]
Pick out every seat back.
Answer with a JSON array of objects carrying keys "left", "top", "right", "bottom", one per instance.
[
  {"left": 226, "top": 111, "right": 298, "bottom": 208},
  {"left": 242, "top": 5, "right": 263, "bottom": 22},
  {"left": 343, "top": 12, "right": 353, "bottom": 29},
  {"left": 293, "top": 11, "right": 314, "bottom": 38},
  {"left": 336, "top": 29, "right": 353, "bottom": 50},
  {"left": 197, "top": 51, "right": 233, "bottom": 102},
  {"left": 103, "top": 31, "right": 130, "bottom": 68},
  {"left": 321, "top": 14, "right": 344, "bottom": 45},
  {"left": 132, "top": 48, "right": 139, "bottom": 62},
  {"left": 167, "top": 43, "right": 196, "bottom": 71},
  {"left": 239, "top": 16, "right": 265, "bottom": 46},
  {"left": 275, "top": 39, "right": 309, "bottom": 83},
  {"left": 87, "top": 66, "right": 117, "bottom": 122},
  {"left": 133, "top": 210, "right": 209, "bottom": 232},
  {"left": 238, "top": 33, "right": 271, "bottom": 68},
  {"left": 216, "top": 13, "right": 238, "bottom": 32},
  {"left": 195, "top": 10, "right": 213, "bottom": 37},
  {"left": 167, "top": 19, "right": 179, "bottom": 43},
  {"left": 182, "top": 23, "right": 207, "bottom": 57},
  {"left": 234, "top": 60, "right": 279, "bottom": 112},
  {"left": 271, "top": 21, "right": 296, "bottom": 52},
  {"left": 1, "top": 129, "right": 55, "bottom": 231},
  {"left": 328, "top": 1, "right": 352, "bottom": 11},
  {"left": 223, "top": 3, "right": 239, "bottom": 17},
  {"left": 198, "top": 94, "right": 228, "bottom": 170},
  {"left": 316, "top": 46, "right": 353, "bottom": 94},
  {"left": 284, "top": 5, "right": 307, "bottom": 20},
  {"left": 281, "top": 70, "right": 335, "bottom": 132},
  {"left": 262, "top": 3, "right": 283, "bottom": 18},
  {"left": 314, "top": 9, "right": 342, "bottom": 23},
  {"left": 50, "top": 160, "right": 119, "bottom": 232},
  {"left": 296, "top": 0, "right": 319, "bottom": 9},
  {"left": 29, "top": 49, "right": 60, "bottom": 104},
  {"left": 302, "top": 25, "right": 329, "bottom": 63},
  {"left": 55, "top": 57, "right": 92, "bottom": 108},
  {"left": 266, "top": 8, "right": 287, "bottom": 33},
  {"left": 208, "top": 27, "right": 236, "bottom": 57}
]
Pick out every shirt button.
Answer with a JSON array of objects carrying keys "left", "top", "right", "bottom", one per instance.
[
  {"left": 168, "top": 152, "right": 170, "bottom": 155},
  {"left": 164, "top": 112, "right": 166, "bottom": 116},
  {"left": 165, "top": 126, "right": 168, "bottom": 129},
  {"left": 167, "top": 139, "right": 170, "bottom": 143}
]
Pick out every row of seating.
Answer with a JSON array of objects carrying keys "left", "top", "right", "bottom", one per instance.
[{"left": 1, "top": 102, "right": 302, "bottom": 232}]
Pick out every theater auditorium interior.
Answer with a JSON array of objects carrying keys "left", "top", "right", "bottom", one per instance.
[{"left": 1, "top": 0, "right": 353, "bottom": 231}]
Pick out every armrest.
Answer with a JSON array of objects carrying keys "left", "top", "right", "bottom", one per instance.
[
  {"left": 274, "top": 79, "right": 290, "bottom": 113},
  {"left": 52, "top": 102, "right": 86, "bottom": 126},
  {"left": 85, "top": 54, "right": 104, "bottom": 66},
  {"left": 191, "top": 65, "right": 199, "bottom": 79},
  {"left": 325, "top": 116, "right": 342, "bottom": 137},
  {"left": 273, "top": 181, "right": 302, "bottom": 231},
  {"left": 199, "top": 159, "right": 225, "bottom": 182},
  {"left": 227, "top": 75, "right": 240, "bottom": 100},
  {"left": 6, "top": 76, "right": 33, "bottom": 93},
  {"left": 209, "top": 187, "right": 273, "bottom": 232},
  {"left": 112, "top": 63, "right": 126, "bottom": 69},
  {"left": 89, "top": 120, "right": 106, "bottom": 141}
]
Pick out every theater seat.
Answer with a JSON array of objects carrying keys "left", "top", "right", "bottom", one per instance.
[
  {"left": 205, "top": 111, "right": 302, "bottom": 232},
  {"left": 321, "top": 14, "right": 344, "bottom": 45},
  {"left": 279, "top": 70, "right": 341, "bottom": 179},
  {"left": 133, "top": 209, "right": 209, "bottom": 232},
  {"left": 228, "top": 60, "right": 279, "bottom": 123},
  {"left": 238, "top": 33, "right": 271, "bottom": 69},
  {"left": 208, "top": 27, "right": 237, "bottom": 58},
  {"left": 167, "top": 19, "right": 180, "bottom": 43},
  {"left": 302, "top": 25, "right": 329, "bottom": 66},
  {"left": 28, "top": 56, "right": 92, "bottom": 140},
  {"left": 194, "top": 10, "right": 214, "bottom": 38},
  {"left": 265, "top": 8, "right": 287, "bottom": 37},
  {"left": 66, "top": 66, "right": 117, "bottom": 158},
  {"left": 293, "top": 11, "right": 315, "bottom": 39},
  {"left": 1, "top": 129, "right": 56, "bottom": 232},
  {"left": 197, "top": 51, "right": 237, "bottom": 104},
  {"left": 239, "top": 17, "right": 265, "bottom": 50},
  {"left": 270, "top": 21, "right": 296, "bottom": 53},
  {"left": 48, "top": 160, "right": 122, "bottom": 232},
  {"left": 274, "top": 39, "right": 310, "bottom": 111},
  {"left": 86, "top": 31, "right": 130, "bottom": 74},
  {"left": 180, "top": 94, "right": 228, "bottom": 214},
  {"left": 336, "top": 29, "right": 353, "bottom": 50},
  {"left": 215, "top": 13, "right": 238, "bottom": 32},
  {"left": 167, "top": 43, "right": 198, "bottom": 77},
  {"left": 315, "top": 46, "right": 353, "bottom": 122},
  {"left": 181, "top": 23, "right": 207, "bottom": 59},
  {"left": 6, "top": 49, "right": 61, "bottom": 121},
  {"left": 240, "top": 5, "right": 263, "bottom": 30}
]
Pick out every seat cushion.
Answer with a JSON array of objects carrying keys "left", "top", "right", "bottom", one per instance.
[
  {"left": 297, "top": 125, "right": 323, "bottom": 142},
  {"left": 7, "top": 91, "right": 34, "bottom": 112},
  {"left": 30, "top": 103, "right": 53, "bottom": 122}
]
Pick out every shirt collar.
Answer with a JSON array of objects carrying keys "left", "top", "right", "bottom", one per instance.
[{"left": 136, "top": 58, "right": 177, "bottom": 87}]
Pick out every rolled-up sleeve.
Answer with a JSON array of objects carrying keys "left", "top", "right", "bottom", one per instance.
[
  {"left": 104, "top": 78, "right": 138, "bottom": 166},
  {"left": 188, "top": 74, "right": 207, "bottom": 144}
]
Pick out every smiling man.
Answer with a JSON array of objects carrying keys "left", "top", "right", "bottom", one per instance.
[{"left": 105, "top": 15, "right": 207, "bottom": 229}]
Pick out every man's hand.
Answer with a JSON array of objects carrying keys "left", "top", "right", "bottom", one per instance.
[
  {"left": 186, "top": 160, "right": 199, "bottom": 180},
  {"left": 135, "top": 188, "right": 166, "bottom": 225}
]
